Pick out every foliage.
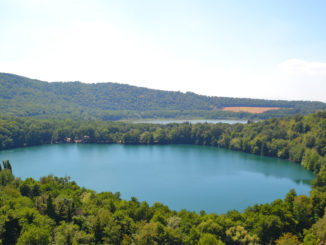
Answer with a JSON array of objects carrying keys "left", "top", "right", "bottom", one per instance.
[
  {"left": 0, "top": 166, "right": 324, "bottom": 244},
  {"left": 275, "top": 233, "right": 302, "bottom": 245},
  {"left": 1, "top": 112, "right": 326, "bottom": 244},
  {"left": 1, "top": 112, "right": 326, "bottom": 177},
  {"left": 1, "top": 73, "right": 325, "bottom": 120}
]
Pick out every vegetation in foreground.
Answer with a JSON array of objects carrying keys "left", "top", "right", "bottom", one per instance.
[
  {"left": 1, "top": 111, "right": 326, "bottom": 244},
  {"left": 0, "top": 159, "right": 326, "bottom": 245}
]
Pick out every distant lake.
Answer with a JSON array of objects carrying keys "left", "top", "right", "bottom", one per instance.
[
  {"left": 0, "top": 144, "right": 314, "bottom": 213},
  {"left": 128, "top": 119, "right": 247, "bottom": 124}
]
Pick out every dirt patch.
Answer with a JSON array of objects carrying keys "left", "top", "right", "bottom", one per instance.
[{"left": 222, "top": 107, "right": 280, "bottom": 114}]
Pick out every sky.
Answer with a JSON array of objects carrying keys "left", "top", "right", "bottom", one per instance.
[{"left": 1, "top": 0, "right": 326, "bottom": 102}]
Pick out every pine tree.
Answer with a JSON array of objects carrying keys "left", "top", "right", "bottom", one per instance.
[
  {"left": 2, "top": 160, "right": 12, "bottom": 173},
  {"left": 3, "top": 160, "right": 7, "bottom": 169},
  {"left": 46, "top": 195, "right": 56, "bottom": 220},
  {"left": 6, "top": 160, "right": 12, "bottom": 173}
]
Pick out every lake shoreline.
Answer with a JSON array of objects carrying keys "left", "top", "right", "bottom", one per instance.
[{"left": 0, "top": 143, "right": 314, "bottom": 214}]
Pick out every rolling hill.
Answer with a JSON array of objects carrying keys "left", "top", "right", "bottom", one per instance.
[{"left": 0, "top": 73, "right": 325, "bottom": 120}]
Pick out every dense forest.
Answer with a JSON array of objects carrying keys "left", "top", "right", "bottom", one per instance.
[
  {"left": 1, "top": 73, "right": 326, "bottom": 120},
  {"left": 1, "top": 112, "right": 326, "bottom": 175},
  {"left": 1, "top": 112, "right": 326, "bottom": 244}
]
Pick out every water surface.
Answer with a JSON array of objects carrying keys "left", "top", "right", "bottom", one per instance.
[
  {"left": 128, "top": 119, "right": 247, "bottom": 124},
  {"left": 0, "top": 144, "right": 314, "bottom": 213}
]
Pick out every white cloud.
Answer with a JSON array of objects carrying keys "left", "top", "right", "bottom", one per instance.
[
  {"left": 274, "top": 59, "right": 326, "bottom": 102},
  {"left": 279, "top": 59, "right": 326, "bottom": 76}
]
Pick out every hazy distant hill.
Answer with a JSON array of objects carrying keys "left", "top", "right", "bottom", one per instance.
[{"left": 0, "top": 73, "right": 325, "bottom": 120}]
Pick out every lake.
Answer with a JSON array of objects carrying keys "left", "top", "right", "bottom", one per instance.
[
  {"left": 128, "top": 119, "right": 247, "bottom": 124},
  {"left": 0, "top": 144, "right": 314, "bottom": 213}
]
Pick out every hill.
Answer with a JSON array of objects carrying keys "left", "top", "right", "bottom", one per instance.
[{"left": 0, "top": 73, "right": 325, "bottom": 120}]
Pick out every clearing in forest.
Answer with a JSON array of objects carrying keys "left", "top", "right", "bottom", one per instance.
[{"left": 222, "top": 106, "right": 280, "bottom": 113}]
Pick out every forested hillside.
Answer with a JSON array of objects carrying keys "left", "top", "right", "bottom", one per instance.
[
  {"left": 1, "top": 112, "right": 326, "bottom": 244},
  {"left": 1, "top": 112, "right": 326, "bottom": 175},
  {"left": 1, "top": 73, "right": 325, "bottom": 120}
]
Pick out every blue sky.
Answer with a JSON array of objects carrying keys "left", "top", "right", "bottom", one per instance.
[{"left": 1, "top": 0, "right": 326, "bottom": 101}]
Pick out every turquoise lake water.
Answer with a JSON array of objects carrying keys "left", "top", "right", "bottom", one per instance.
[{"left": 0, "top": 144, "right": 314, "bottom": 213}]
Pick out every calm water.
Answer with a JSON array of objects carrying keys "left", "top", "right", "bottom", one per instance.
[
  {"left": 129, "top": 119, "right": 247, "bottom": 124},
  {"left": 0, "top": 144, "right": 314, "bottom": 213}
]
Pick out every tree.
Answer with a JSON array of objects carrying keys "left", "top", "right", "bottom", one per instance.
[
  {"left": 302, "top": 149, "right": 322, "bottom": 172},
  {"left": 2, "top": 213, "right": 22, "bottom": 245},
  {"left": 0, "top": 167, "right": 14, "bottom": 186},
  {"left": 198, "top": 233, "right": 224, "bottom": 245},
  {"left": 275, "top": 233, "right": 302, "bottom": 245},
  {"left": 45, "top": 195, "right": 56, "bottom": 220},
  {"left": 293, "top": 195, "right": 313, "bottom": 231},
  {"left": 284, "top": 189, "right": 297, "bottom": 211},
  {"left": 16, "top": 225, "right": 51, "bottom": 245},
  {"left": 305, "top": 208, "right": 326, "bottom": 244},
  {"left": 2, "top": 160, "right": 12, "bottom": 173},
  {"left": 133, "top": 222, "right": 159, "bottom": 245},
  {"left": 226, "top": 225, "right": 259, "bottom": 245}
]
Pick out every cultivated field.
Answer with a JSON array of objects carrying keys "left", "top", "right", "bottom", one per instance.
[{"left": 222, "top": 106, "right": 280, "bottom": 114}]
